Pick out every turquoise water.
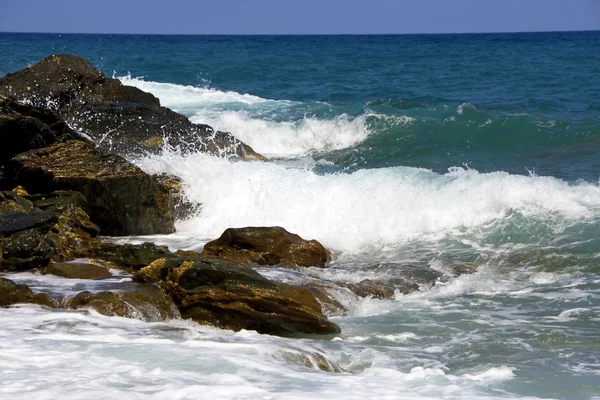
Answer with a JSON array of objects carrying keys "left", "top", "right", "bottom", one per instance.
[{"left": 1, "top": 32, "right": 600, "bottom": 399}]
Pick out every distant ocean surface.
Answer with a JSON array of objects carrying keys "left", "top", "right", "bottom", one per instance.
[{"left": 1, "top": 32, "right": 600, "bottom": 399}]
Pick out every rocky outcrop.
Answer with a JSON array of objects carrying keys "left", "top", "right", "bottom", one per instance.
[
  {"left": 152, "top": 173, "right": 200, "bottom": 220},
  {"left": 135, "top": 257, "right": 340, "bottom": 337},
  {"left": 0, "top": 97, "right": 83, "bottom": 164},
  {"left": 66, "top": 284, "right": 180, "bottom": 322},
  {"left": 5, "top": 140, "right": 174, "bottom": 236},
  {"left": 0, "top": 55, "right": 265, "bottom": 160},
  {"left": 202, "top": 227, "right": 331, "bottom": 269}
]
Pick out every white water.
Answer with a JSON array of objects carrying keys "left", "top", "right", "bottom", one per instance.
[
  {"left": 136, "top": 150, "right": 600, "bottom": 255},
  {"left": 119, "top": 76, "right": 386, "bottom": 157}
]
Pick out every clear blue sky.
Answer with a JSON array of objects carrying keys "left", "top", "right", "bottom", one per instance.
[{"left": 1, "top": 0, "right": 599, "bottom": 34}]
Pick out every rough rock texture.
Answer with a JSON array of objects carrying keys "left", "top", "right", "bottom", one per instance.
[
  {"left": 0, "top": 190, "right": 100, "bottom": 271},
  {"left": 0, "top": 97, "right": 82, "bottom": 164},
  {"left": 0, "top": 55, "right": 265, "bottom": 160},
  {"left": 152, "top": 173, "right": 200, "bottom": 220},
  {"left": 0, "top": 277, "right": 53, "bottom": 307},
  {"left": 202, "top": 227, "right": 331, "bottom": 269},
  {"left": 67, "top": 284, "right": 180, "bottom": 322},
  {"left": 46, "top": 261, "right": 111, "bottom": 279},
  {"left": 135, "top": 257, "right": 340, "bottom": 337},
  {"left": 5, "top": 140, "right": 174, "bottom": 236},
  {"left": 80, "top": 241, "right": 183, "bottom": 270}
]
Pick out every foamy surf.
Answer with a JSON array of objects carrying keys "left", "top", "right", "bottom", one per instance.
[
  {"left": 118, "top": 76, "right": 403, "bottom": 157},
  {"left": 135, "top": 151, "right": 600, "bottom": 255}
]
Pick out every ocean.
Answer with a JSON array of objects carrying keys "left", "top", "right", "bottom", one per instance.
[{"left": 1, "top": 32, "right": 600, "bottom": 399}]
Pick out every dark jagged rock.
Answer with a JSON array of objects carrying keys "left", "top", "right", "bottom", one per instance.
[
  {"left": 152, "top": 173, "right": 200, "bottom": 220},
  {"left": 0, "top": 97, "right": 83, "bottom": 164},
  {"left": 135, "top": 257, "right": 340, "bottom": 337},
  {"left": 0, "top": 277, "right": 53, "bottom": 307},
  {"left": 67, "top": 284, "right": 180, "bottom": 322},
  {"left": 5, "top": 140, "right": 174, "bottom": 236},
  {"left": 45, "top": 261, "right": 111, "bottom": 280},
  {"left": 202, "top": 227, "right": 331, "bottom": 269},
  {"left": 0, "top": 55, "right": 265, "bottom": 161},
  {"left": 27, "top": 190, "right": 100, "bottom": 236},
  {"left": 80, "top": 241, "right": 183, "bottom": 270},
  {"left": 0, "top": 211, "right": 58, "bottom": 235},
  {"left": 0, "top": 190, "right": 34, "bottom": 213}
]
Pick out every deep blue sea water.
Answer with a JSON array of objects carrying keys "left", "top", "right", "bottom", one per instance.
[{"left": 1, "top": 32, "right": 600, "bottom": 399}]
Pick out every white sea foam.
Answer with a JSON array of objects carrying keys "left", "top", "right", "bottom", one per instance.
[
  {"left": 118, "top": 76, "right": 381, "bottom": 157},
  {"left": 135, "top": 152, "right": 600, "bottom": 255}
]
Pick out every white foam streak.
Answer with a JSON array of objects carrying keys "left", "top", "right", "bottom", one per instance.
[
  {"left": 189, "top": 110, "right": 371, "bottom": 157},
  {"left": 136, "top": 153, "right": 600, "bottom": 255}
]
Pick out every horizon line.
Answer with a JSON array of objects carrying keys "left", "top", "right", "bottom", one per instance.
[{"left": 1, "top": 29, "right": 599, "bottom": 36}]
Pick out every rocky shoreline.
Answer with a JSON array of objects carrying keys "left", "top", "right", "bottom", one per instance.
[{"left": 1, "top": 55, "right": 474, "bottom": 338}]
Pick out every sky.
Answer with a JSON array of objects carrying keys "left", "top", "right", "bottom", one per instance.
[{"left": 0, "top": 0, "right": 599, "bottom": 35}]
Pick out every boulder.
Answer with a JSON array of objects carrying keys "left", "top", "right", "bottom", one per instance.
[
  {"left": 1, "top": 228, "right": 53, "bottom": 270},
  {"left": 135, "top": 257, "right": 340, "bottom": 337},
  {"left": 5, "top": 140, "right": 174, "bottom": 236},
  {"left": 202, "top": 227, "right": 331, "bottom": 269},
  {"left": 45, "top": 260, "right": 111, "bottom": 279},
  {"left": 0, "top": 277, "right": 53, "bottom": 307},
  {"left": 67, "top": 284, "right": 180, "bottom": 322},
  {"left": 0, "top": 55, "right": 265, "bottom": 161}
]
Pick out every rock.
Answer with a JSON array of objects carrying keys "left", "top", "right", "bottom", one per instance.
[
  {"left": 80, "top": 241, "right": 183, "bottom": 270},
  {"left": 0, "top": 98, "right": 82, "bottom": 164},
  {"left": 202, "top": 227, "right": 331, "bottom": 269},
  {"left": 344, "top": 279, "right": 397, "bottom": 299},
  {"left": 45, "top": 261, "right": 111, "bottom": 279},
  {"left": 0, "top": 55, "right": 265, "bottom": 161},
  {"left": 27, "top": 190, "right": 100, "bottom": 236},
  {"left": 152, "top": 173, "right": 200, "bottom": 220},
  {"left": 0, "top": 190, "right": 33, "bottom": 213},
  {"left": 0, "top": 211, "right": 58, "bottom": 235},
  {"left": 5, "top": 140, "right": 174, "bottom": 236},
  {"left": 1, "top": 228, "right": 53, "bottom": 270},
  {"left": 0, "top": 277, "right": 53, "bottom": 307},
  {"left": 67, "top": 284, "right": 180, "bottom": 322},
  {"left": 135, "top": 257, "right": 340, "bottom": 337},
  {"left": 451, "top": 262, "right": 479, "bottom": 276}
]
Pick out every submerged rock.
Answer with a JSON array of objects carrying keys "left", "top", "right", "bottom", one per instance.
[
  {"left": 344, "top": 279, "right": 397, "bottom": 300},
  {"left": 202, "top": 226, "right": 332, "bottom": 269},
  {"left": 135, "top": 257, "right": 340, "bottom": 337},
  {"left": 6, "top": 140, "right": 174, "bottom": 236},
  {"left": 0, "top": 54, "right": 265, "bottom": 161}
]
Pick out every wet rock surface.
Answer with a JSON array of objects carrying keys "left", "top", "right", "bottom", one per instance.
[
  {"left": 202, "top": 226, "right": 332, "bottom": 269},
  {"left": 6, "top": 140, "right": 174, "bottom": 236},
  {"left": 45, "top": 260, "right": 111, "bottom": 280},
  {"left": 0, "top": 54, "right": 265, "bottom": 161},
  {"left": 135, "top": 257, "right": 341, "bottom": 337},
  {"left": 66, "top": 284, "right": 180, "bottom": 322}
]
